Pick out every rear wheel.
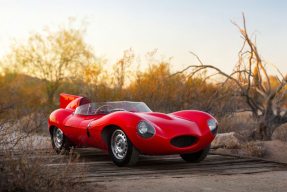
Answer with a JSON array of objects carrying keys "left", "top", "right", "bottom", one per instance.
[
  {"left": 108, "top": 129, "right": 140, "bottom": 167},
  {"left": 180, "top": 144, "right": 210, "bottom": 163},
  {"left": 52, "top": 127, "right": 74, "bottom": 154}
]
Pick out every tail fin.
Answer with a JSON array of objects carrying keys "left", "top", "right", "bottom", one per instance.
[{"left": 60, "top": 93, "right": 90, "bottom": 110}]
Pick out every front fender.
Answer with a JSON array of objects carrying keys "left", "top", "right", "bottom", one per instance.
[
  {"left": 170, "top": 110, "right": 218, "bottom": 135},
  {"left": 89, "top": 112, "right": 144, "bottom": 146}
]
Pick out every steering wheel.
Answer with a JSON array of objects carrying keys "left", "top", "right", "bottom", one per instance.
[{"left": 95, "top": 105, "right": 114, "bottom": 115}]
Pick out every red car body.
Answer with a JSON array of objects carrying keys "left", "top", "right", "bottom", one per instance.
[{"left": 48, "top": 94, "right": 218, "bottom": 165}]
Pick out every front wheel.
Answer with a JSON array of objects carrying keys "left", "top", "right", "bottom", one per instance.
[
  {"left": 52, "top": 127, "right": 74, "bottom": 154},
  {"left": 180, "top": 144, "right": 210, "bottom": 163},
  {"left": 108, "top": 129, "right": 140, "bottom": 167}
]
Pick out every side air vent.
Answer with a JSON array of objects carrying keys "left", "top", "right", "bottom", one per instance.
[{"left": 170, "top": 135, "right": 197, "bottom": 148}]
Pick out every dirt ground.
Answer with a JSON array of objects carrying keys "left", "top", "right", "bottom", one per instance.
[
  {"left": 24, "top": 136, "right": 287, "bottom": 191},
  {"left": 84, "top": 140, "right": 287, "bottom": 192},
  {"left": 212, "top": 139, "right": 287, "bottom": 164},
  {"left": 90, "top": 171, "right": 287, "bottom": 192}
]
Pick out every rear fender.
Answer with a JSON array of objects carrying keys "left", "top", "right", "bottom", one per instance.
[{"left": 48, "top": 109, "right": 73, "bottom": 135}]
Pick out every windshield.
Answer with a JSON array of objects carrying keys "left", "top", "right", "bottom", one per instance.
[{"left": 74, "top": 101, "right": 152, "bottom": 115}]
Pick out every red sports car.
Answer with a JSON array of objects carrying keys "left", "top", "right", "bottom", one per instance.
[{"left": 48, "top": 94, "right": 218, "bottom": 167}]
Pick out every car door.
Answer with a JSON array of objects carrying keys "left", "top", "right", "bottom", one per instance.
[
  {"left": 64, "top": 114, "right": 87, "bottom": 146},
  {"left": 65, "top": 114, "right": 105, "bottom": 147},
  {"left": 78, "top": 116, "right": 105, "bottom": 148}
]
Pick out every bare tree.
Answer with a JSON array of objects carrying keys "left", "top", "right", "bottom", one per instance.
[{"left": 171, "top": 13, "right": 287, "bottom": 140}]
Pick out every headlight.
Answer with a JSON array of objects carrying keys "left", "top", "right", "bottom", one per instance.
[
  {"left": 138, "top": 121, "right": 148, "bottom": 134},
  {"left": 137, "top": 121, "right": 155, "bottom": 138},
  {"left": 207, "top": 119, "right": 218, "bottom": 135}
]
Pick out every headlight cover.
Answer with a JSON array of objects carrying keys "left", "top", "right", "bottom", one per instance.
[
  {"left": 207, "top": 119, "right": 218, "bottom": 135},
  {"left": 137, "top": 121, "right": 155, "bottom": 138}
]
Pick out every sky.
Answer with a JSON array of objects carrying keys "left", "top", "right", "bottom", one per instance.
[{"left": 0, "top": 0, "right": 287, "bottom": 76}]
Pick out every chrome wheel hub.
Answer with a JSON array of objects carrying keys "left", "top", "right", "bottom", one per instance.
[
  {"left": 53, "top": 128, "right": 63, "bottom": 149},
  {"left": 111, "top": 130, "right": 128, "bottom": 159}
]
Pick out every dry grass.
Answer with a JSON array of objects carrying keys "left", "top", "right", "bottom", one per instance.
[
  {"left": 244, "top": 141, "right": 267, "bottom": 158},
  {"left": 0, "top": 91, "right": 90, "bottom": 192},
  {"left": 214, "top": 112, "right": 270, "bottom": 158},
  {"left": 214, "top": 141, "right": 267, "bottom": 158},
  {"left": 217, "top": 112, "right": 257, "bottom": 139},
  {"left": 217, "top": 111, "right": 287, "bottom": 143},
  {"left": 0, "top": 110, "right": 47, "bottom": 150},
  {"left": 0, "top": 139, "right": 90, "bottom": 192}
]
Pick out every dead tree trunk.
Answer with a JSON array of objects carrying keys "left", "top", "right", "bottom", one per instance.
[
  {"left": 255, "top": 113, "right": 287, "bottom": 140},
  {"left": 170, "top": 13, "right": 287, "bottom": 140}
]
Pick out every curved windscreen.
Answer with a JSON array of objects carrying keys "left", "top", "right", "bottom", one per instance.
[{"left": 74, "top": 101, "right": 152, "bottom": 115}]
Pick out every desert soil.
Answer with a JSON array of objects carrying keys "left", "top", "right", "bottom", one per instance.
[
  {"left": 85, "top": 140, "right": 287, "bottom": 192},
  {"left": 24, "top": 136, "right": 287, "bottom": 192},
  {"left": 91, "top": 171, "right": 287, "bottom": 192}
]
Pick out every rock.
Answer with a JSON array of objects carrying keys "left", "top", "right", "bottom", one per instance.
[
  {"left": 211, "top": 132, "right": 247, "bottom": 149},
  {"left": 271, "top": 124, "right": 287, "bottom": 142}
]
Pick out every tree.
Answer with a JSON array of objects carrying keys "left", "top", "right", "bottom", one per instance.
[
  {"left": 79, "top": 57, "right": 111, "bottom": 102},
  {"left": 171, "top": 13, "right": 287, "bottom": 140},
  {"left": 113, "top": 48, "right": 135, "bottom": 91},
  {"left": 6, "top": 20, "right": 93, "bottom": 105}
]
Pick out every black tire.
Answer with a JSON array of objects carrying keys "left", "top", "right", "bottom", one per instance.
[
  {"left": 51, "top": 126, "right": 74, "bottom": 154},
  {"left": 108, "top": 128, "right": 140, "bottom": 167},
  {"left": 180, "top": 144, "right": 210, "bottom": 163}
]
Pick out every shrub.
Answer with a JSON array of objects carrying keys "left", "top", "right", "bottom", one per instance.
[
  {"left": 0, "top": 85, "right": 89, "bottom": 192},
  {"left": 217, "top": 112, "right": 257, "bottom": 139},
  {"left": 0, "top": 139, "right": 89, "bottom": 192},
  {"left": 244, "top": 141, "right": 267, "bottom": 158}
]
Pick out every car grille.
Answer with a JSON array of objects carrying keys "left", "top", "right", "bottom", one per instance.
[{"left": 170, "top": 135, "right": 197, "bottom": 148}]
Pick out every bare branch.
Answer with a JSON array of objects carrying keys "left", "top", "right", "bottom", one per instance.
[
  {"left": 189, "top": 51, "right": 204, "bottom": 66},
  {"left": 264, "top": 61, "right": 284, "bottom": 79},
  {"left": 167, "top": 65, "right": 193, "bottom": 79}
]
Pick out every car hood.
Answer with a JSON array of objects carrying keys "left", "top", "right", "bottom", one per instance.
[{"left": 135, "top": 112, "right": 203, "bottom": 138}]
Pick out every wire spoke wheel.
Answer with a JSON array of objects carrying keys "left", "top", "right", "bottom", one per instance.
[
  {"left": 53, "top": 128, "right": 64, "bottom": 149},
  {"left": 108, "top": 128, "right": 140, "bottom": 167},
  {"left": 111, "top": 130, "right": 128, "bottom": 159},
  {"left": 51, "top": 126, "right": 75, "bottom": 155}
]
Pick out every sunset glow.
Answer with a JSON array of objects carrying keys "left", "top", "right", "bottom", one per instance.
[{"left": 0, "top": 0, "right": 287, "bottom": 75}]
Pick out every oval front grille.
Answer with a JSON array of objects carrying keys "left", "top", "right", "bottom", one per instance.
[{"left": 170, "top": 135, "right": 197, "bottom": 148}]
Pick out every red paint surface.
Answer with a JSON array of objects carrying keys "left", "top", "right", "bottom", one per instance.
[
  {"left": 49, "top": 94, "right": 217, "bottom": 155},
  {"left": 60, "top": 93, "right": 81, "bottom": 109}
]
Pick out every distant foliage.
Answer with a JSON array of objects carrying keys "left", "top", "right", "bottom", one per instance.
[
  {"left": 0, "top": 16, "right": 286, "bottom": 137},
  {"left": 3, "top": 19, "right": 94, "bottom": 105}
]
